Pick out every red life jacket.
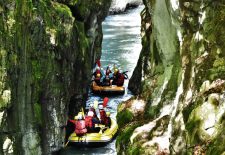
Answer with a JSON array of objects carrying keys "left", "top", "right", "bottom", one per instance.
[
  {"left": 85, "top": 116, "right": 93, "bottom": 128},
  {"left": 117, "top": 73, "right": 125, "bottom": 86},
  {"left": 75, "top": 120, "right": 87, "bottom": 135},
  {"left": 100, "top": 110, "right": 107, "bottom": 124}
]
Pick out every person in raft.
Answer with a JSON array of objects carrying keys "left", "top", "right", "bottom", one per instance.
[
  {"left": 102, "top": 65, "right": 114, "bottom": 86},
  {"left": 93, "top": 66, "right": 101, "bottom": 77},
  {"left": 64, "top": 115, "right": 77, "bottom": 144},
  {"left": 85, "top": 111, "right": 100, "bottom": 132},
  {"left": 99, "top": 104, "right": 108, "bottom": 125},
  {"left": 94, "top": 73, "right": 102, "bottom": 85},
  {"left": 105, "top": 111, "right": 111, "bottom": 128},
  {"left": 112, "top": 68, "right": 125, "bottom": 86},
  {"left": 89, "top": 103, "right": 98, "bottom": 119},
  {"left": 75, "top": 113, "right": 87, "bottom": 136}
]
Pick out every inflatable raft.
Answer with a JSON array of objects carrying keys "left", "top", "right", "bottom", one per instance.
[
  {"left": 68, "top": 118, "right": 118, "bottom": 146},
  {"left": 91, "top": 81, "right": 125, "bottom": 95}
]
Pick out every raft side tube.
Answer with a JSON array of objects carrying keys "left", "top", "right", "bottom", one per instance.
[
  {"left": 68, "top": 119, "right": 118, "bottom": 146},
  {"left": 91, "top": 81, "right": 125, "bottom": 95}
]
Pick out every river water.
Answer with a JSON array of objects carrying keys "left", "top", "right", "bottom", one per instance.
[{"left": 60, "top": 5, "right": 143, "bottom": 155}]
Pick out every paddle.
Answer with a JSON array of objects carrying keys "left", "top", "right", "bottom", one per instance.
[
  {"left": 81, "top": 108, "right": 85, "bottom": 119},
  {"left": 103, "top": 97, "right": 109, "bottom": 108},
  {"left": 93, "top": 100, "right": 99, "bottom": 109},
  {"left": 64, "top": 141, "right": 69, "bottom": 148},
  {"left": 96, "top": 59, "right": 101, "bottom": 67}
]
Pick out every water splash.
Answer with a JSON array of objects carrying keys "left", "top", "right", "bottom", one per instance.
[{"left": 110, "top": 0, "right": 142, "bottom": 13}]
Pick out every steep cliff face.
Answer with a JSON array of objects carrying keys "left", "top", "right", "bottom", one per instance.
[
  {"left": 118, "top": 0, "right": 225, "bottom": 154},
  {"left": 0, "top": 0, "right": 111, "bottom": 154}
]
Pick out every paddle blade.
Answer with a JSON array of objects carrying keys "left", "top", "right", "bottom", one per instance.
[
  {"left": 103, "top": 97, "right": 109, "bottom": 107},
  {"left": 96, "top": 59, "right": 101, "bottom": 67},
  {"left": 93, "top": 100, "right": 98, "bottom": 109}
]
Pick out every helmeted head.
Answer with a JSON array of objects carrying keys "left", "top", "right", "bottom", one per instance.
[
  {"left": 96, "top": 66, "right": 100, "bottom": 70},
  {"left": 106, "top": 65, "right": 110, "bottom": 70},
  {"left": 77, "top": 113, "right": 82, "bottom": 120},
  {"left": 88, "top": 111, "right": 94, "bottom": 117},
  {"left": 90, "top": 103, "right": 94, "bottom": 108},
  {"left": 99, "top": 104, "right": 103, "bottom": 110},
  {"left": 114, "top": 68, "right": 118, "bottom": 74},
  {"left": 97, "top": 73, "right": 101, "bottom": 78},
  {"left": 106, "top": 111, "right": 110, "bottom": 117}
]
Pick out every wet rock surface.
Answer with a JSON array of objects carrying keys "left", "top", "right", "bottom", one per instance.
[
  {"left": 118, "top": 0, "right": 225, "bottom": 154},
  {"left": 0, "top": 0, "right": 111, "bottom": 154}
]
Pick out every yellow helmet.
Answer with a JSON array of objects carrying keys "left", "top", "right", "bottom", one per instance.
[
  {"left": 97, "top": 73, "right": 101, "bottom": 77},
  {"left": 74, "top": 116, "right": 78, "bottom": 120},
  {"left": 106, "top": 111, "right": 110, "bottom": 117},
  {"left": 114, "top": 69, "right": 118, "bottom": 74}
]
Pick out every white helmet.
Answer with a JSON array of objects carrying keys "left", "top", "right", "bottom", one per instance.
[
  {"left": 90, "top": 103, "right": 94, "bottom": 108},
  {"left": 77, "top": 113, "right": 82, "bottom": 120},
  {"left": 99, "top": 104, "right": 103, "bottom": 109},
  {"left": 88, "top": 111, "right": 94, "bottom": 117},
  {"left": 96, "top": 66, "right": 100, "bottom": 70}
]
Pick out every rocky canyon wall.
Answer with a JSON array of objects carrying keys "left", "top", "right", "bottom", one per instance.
[
  {"left": 117, "top": 0, "right": 225, "bottom": 154},
  {"left": 0, "top": 0, "right": 111, "bottom": 154}
]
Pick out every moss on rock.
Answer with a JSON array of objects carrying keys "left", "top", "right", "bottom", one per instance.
[
  {"left": 0, "top": 0, "right": 111, "bottom": 154},
  {"left": 116, "top": 109, "right": 134, "bottom": 128},
  {"left": 116, "top": 123, "right": 141, "bottom": 155},
  {"left": 124, "top": 0, "right": 225, "bottom": 154}
]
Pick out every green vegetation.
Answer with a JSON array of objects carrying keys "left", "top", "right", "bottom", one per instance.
[
  {"left": 116, "top": 109, "right": 134, "bottom": 127},
  {"left": 127, "top": 144, "right": 143, "bottom": 155},
  {"left": 116, "top": 123, "right": 141, "bottom": 154},
  {"left": 207, "top": 114, "right": 225, "bottom": 154},
  {"left": 144, "top": 105, "right": 160, "bottom": 119},
  {"left": 183, "top": 97, "right": 204, "bottom": 123},
  {"left": 0, "top": 0, "right": 111, "bottom": 153},
  {"left": 186, "top": 116, "right": 202, "bottom": 144},
  {"left": 34, "top": 103, "right": 42, "bottom": 125}
]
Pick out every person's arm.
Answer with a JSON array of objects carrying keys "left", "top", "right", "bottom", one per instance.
[{"left": 100, "top": 76, "right": 105, "bottom": 82}]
